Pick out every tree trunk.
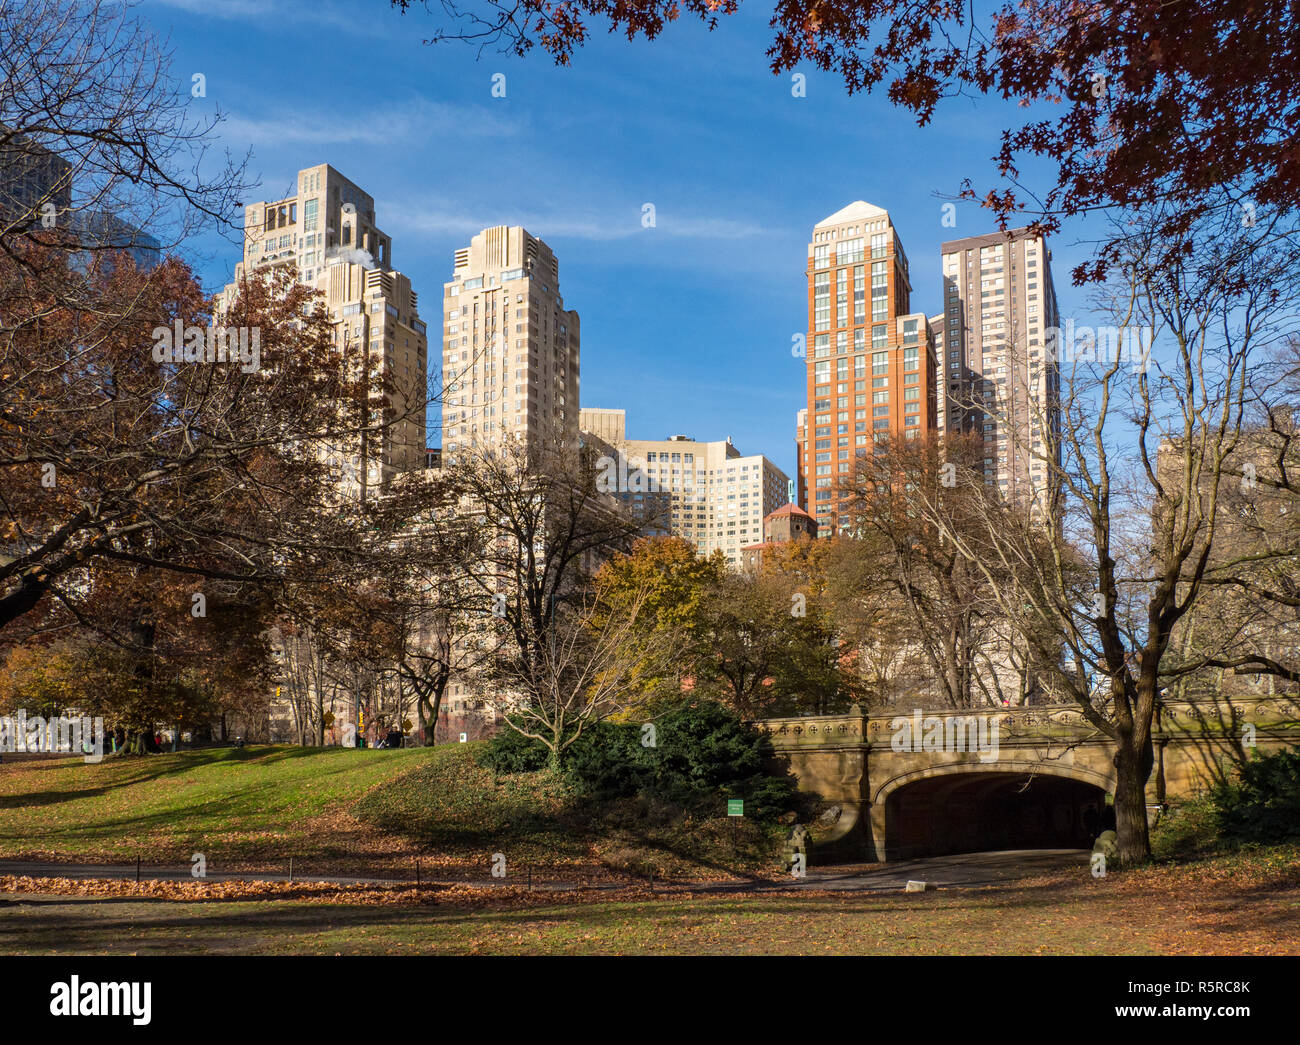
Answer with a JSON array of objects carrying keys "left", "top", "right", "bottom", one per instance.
[
  {"left": 417, "top": 686, "right": 444, "bottom": 747},
  {"left": 548, "top": 724, "right": 564, "bottom": 771},
  {"left": 1113, "top": 740, "right": 1152, "bottom": 864},
  {"left": 124, "top": 730, "right": 160, "bottom": 755}
]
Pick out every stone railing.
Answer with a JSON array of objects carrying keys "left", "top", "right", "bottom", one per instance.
[
  {"left": 756, "top": 695, "right": 1300, "bottom": 750},
  {"left": 755, "top": 710, "right": 866, "bottom": 748}
]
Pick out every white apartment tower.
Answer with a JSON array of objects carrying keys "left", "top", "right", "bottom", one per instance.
[
  {"left": 442, "top": 226, "right": 580, "bottom": 460},
  {"left": 220, "top": 163, "right": 429, "bottom": 497},
  {"left": 939, "top": 229, "right": 1061, "bottom": 508}
]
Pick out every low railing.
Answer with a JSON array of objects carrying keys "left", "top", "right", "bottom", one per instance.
[{"left": 756, "top": 695, "right": 1300, "bottom": 748}]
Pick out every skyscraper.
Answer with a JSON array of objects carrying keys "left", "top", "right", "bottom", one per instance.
[
  {"left": 800, "top": 201, "right": 937, "bottom": 535},
  {"left": 0, "top": 126, "right": 72, "bottom": 233},
  {"left": 71, "top": 211, "right": 160, "bottom": 272},
  {"left": 615, "top": 433, "right": 788, "bottom": 567},
  {"left": 939, "top": 229, "right": 1061, "bottom": 508},
  {"left": 220, "top": 164, "right": 429, "bottom": 495},
  {"left": 442, "top": 226, "right": 579, "bottom": 461}
]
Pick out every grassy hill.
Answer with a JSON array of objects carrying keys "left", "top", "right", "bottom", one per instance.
[
  {"left": 354, "top": 742, "right": 781, "bottom": 878},
  {"left": 0, "top": 743, "right": 782, "bottom": 880},
  {"left": 0, "top": 745, "right": 434, "bottom": 870}
]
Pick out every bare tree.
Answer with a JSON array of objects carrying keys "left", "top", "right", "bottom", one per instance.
[
  {"left": 446, "top": 438, "right": 664, "bottom": 763},
  {"left": 838, "top": 432, "right": 1013, "bottom": 711},
  {"left": 348, "top": 475, "right": 497, "bottom": 746},
  {"left": 911, "top": 207, "right": 1300, "bottom": 863},
  {"left": 481, "top": 576, "right": 663, "bottom": 764},
  {"left": 1, "top": 0, "right": 250, "bottom": 264},
  {"left": 277, "top": 625, "right": 342, "bottom": 746}
]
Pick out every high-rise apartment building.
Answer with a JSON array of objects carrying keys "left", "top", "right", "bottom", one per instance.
[
  {"left": 71, "top": 211, "right": 160, "bottom": 272},
  {"left": 626, "top": 436, "right": 787, "bottom": 567},
  {"left": 800, "top": 201, "right": 937, "bottom": 534},
  {"left": 220, "top": 164, "right": 428, "bottom": 495},
  {"left": 929, "top": 313, "right": 947, "bottom": 441},
  {"left": 794, "top": 407, "right": 808, "bottom": 509},
  {"left": 1, "top": 130, "right": 155, "bottom": 269},
  {"left": 582, "top": 418, "right": 789, "bottom": 567},
  {"left": 442, "top": 226, "right": 579, "bottom": 461},
  {"left": 0, "top": 127, "right": 72, "bottom": 232},
  {"left": 939, "top": 229, "right": 1061, "bottom": 507}
]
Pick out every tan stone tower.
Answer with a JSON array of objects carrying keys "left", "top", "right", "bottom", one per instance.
[
  {"left": 442, "top": 226, "right": 580, "bottom": 461},
  {"left": 220, "top": 163, "right": 428, "bottom": 499}
]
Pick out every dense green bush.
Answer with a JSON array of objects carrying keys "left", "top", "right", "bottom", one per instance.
[
  {"left": 558, "top": 719, "right": 645, "bottom": 797},
  {"left": 476, "top": 717, "right": 552, "bottom": 773},
  {"left": 1211, "top": 748, "right": 1300, "bottom": 843},
  {"left": 475, "top": 701, "right": 800, "bottom": 821},
  {"left": 636, "top": 701, "right": 799, "bottom": 819}
]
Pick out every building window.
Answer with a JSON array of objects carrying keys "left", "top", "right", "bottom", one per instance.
[{"left": 814, "top": 272, "right": 831, "bottom": 331}]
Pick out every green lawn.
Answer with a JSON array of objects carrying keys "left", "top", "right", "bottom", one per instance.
[
  {"left": 0, "top": 743, "right": 782, "bottom": 878},
  {"left": 354, "top": 741, "right": 782, "bottom": 877},
  {"left": 2, "top": 745, "right": 1296, "bottom": 955},
  {"left": 0, "top": 745, "right": 434, "bottom": 866}
]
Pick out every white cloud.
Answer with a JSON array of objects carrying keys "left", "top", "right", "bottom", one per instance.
[
  {"left": 146, "top": 0, "right": 391, "bottom": 35},
  {"left": 216, "top": 97, "right": 522, "bottom": 150},
  {"left": 388, "top": 205, "right": 770, "bottom": 243}
]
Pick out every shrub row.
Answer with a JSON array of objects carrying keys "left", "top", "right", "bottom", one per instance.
[{"left": 477, "top": 701, "right": 800, "bottom": 821}]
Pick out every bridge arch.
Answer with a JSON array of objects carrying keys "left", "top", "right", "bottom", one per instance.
[
  {"left": 871, "top": 762, "right": 1116, "bottom": 861},
  {"left": 871, "top": 760, "right": 1115, "bottom": 806}
]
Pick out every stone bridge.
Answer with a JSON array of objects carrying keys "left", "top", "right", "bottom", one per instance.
[{"left": 756, "top": 696, "right": 1300, "bottom": 862}]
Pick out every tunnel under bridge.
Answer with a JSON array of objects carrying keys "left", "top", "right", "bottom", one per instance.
[{"left": 756, "top": 697, "right": 1300, "bottom": 862}]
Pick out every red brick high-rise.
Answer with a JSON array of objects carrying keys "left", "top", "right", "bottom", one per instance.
[{"left": 798, "top": 202, "right": 937, "bottom": 535}]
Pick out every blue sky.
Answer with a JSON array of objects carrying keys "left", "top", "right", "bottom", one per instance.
[{"left": 149, "top": 0, "right": 1101, "bottom": 480}]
